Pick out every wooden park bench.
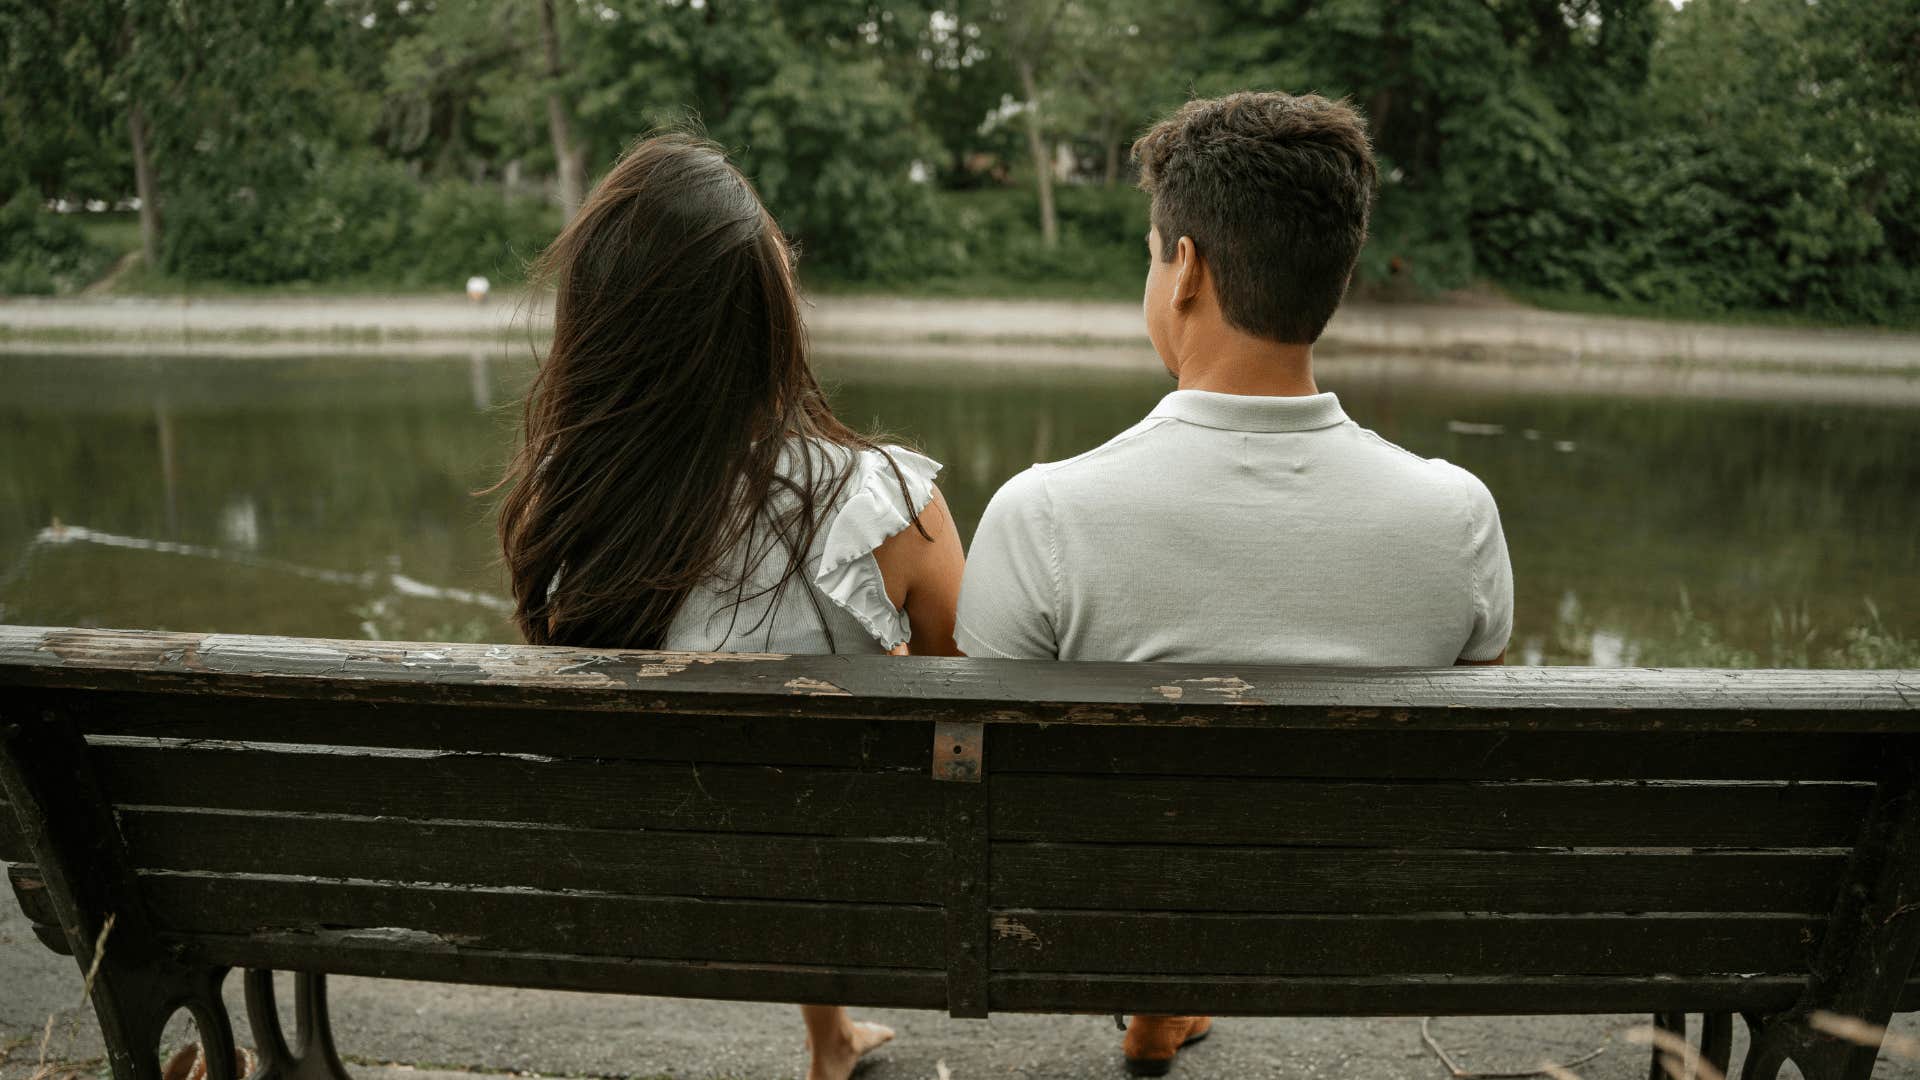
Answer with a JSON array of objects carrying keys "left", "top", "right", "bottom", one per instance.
[{"left": 2, "top": 625, "right": 1916, "bottom": 1080}]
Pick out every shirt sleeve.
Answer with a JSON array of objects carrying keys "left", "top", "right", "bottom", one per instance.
[
  {"left": 811, "top": 445, "right": 942, "bottom": 650},
  {"left": 1455, "top": 468, "right": 1514, "bottom": 662},
  {"left": 956, "top": 467, "right": 1059, "bottom": 659}
]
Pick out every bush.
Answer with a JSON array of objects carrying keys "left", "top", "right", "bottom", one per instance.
[
  {"left": 162, "top": 155, "right": 420, "bottom": 284},
  {"left": 160, "top": 155, "right": 557, "bottom": 287},
  {"left": 385, "top": 181, "right": 557, "bottom": 287},
  {"left": 0, "top": 188, "right": 116, "bottom": 295},
  {"left": 829, "top": 184, "right": 1148, "bottom": 294},
  {"left": 725, "top": 58, "right": 949, "bottom": 281},
  {"left": 1477, "top": 134, "right": 1920, "bottom": 326}
]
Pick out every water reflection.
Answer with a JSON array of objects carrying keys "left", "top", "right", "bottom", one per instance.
[{"left": 1, "top": 349, "right": 1915, "bottom": 666}]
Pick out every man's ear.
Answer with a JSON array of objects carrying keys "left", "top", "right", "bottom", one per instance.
[{"left": 1172, "top": 235, "right": 1204, "bottom": 308}]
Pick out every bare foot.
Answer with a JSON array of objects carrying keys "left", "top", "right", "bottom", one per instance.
[{"left": 806, "top": 1019, "right": 895, "bottom": 1080}]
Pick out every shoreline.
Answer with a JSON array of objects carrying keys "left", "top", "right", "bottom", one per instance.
[{"left": 3, "top": 292, "right": 1919, "bottom": 373}]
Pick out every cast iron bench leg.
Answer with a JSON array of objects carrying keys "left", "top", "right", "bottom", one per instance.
[
  {"left": 244, "top": 970, "right": 352, "bottom": 1080},
  {"left": 1648, "top": 1011, "right": 1686, "bottom": 1079},
  {"left": 1737, "top": 759, "right": 1920, "bottom": 1080},
  {"left": 1, "top": 718, "right": 244, "bottom": 1080},
  {"left": 1700, "top": 1011, "right": 1733, "bottom": 1075},
  {"left": 1646, "top": 1012, "right": 1733, "bottom": 1079}
]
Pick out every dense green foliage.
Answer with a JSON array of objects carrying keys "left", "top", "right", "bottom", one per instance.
[
  {"left": 162, "top": 155, "right": 554, "bottom": 285},
  {"left": 1, "top": 0, "right": 1914, "bottom": 322},
  {"left": 0, "top": 188, "right": 115, "bottom": 295}
]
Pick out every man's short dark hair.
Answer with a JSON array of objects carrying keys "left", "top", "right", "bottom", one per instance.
[{"left": 1133, "top": 91, "right": 1376, "bottom": 345}]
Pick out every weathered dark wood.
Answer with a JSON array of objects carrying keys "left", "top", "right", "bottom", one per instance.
[
  {"left": 4, "top": 627, "right": 1916, "bottom": 732},
  {"left": 992, "top": 775, "right": 1871, "bottom": 848},
  {"left": 168, "top": 932, "right": 948, "bottom": 1010},
  {"left": 94, "top": 743, "right": 940, "bottom": 837},
  {"left": 994, "top": 727, "right": 1908, "bottom": 781},
  {"left": 3, "top": 626, "right": 1916, "bottom": 1080},
  {"left": 988, "top": 974, "right": 1920, "bottom": 1017},
  {"left": 119, "top": 808, "right": 944, "bottom": 904},
  {"left": 68, "top": 692, "right": 931, "bottom": 767},
  {"left": 988, "top": 910, "right": 1822, "bottom": 976},
  {"left": 32, "top": 921, "right": 71, "bottom": 953},
  {"left": 990, "top": 844, "right": 1846, "bottom": 914},
  {"left": 942, "top": 738, "right": 991, "bottom": 1018},
  {"left": 8, "top": 861, "right": 59, "bottom": 925},
  {"left": 141, "top": 873, "right": 945, "bottom": 969}
]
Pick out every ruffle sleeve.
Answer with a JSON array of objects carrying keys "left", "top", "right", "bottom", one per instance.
[{"left": 812, "top": 445, "right": 942, "bottom": 649}]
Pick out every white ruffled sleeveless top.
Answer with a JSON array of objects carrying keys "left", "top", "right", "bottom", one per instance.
[{"left": 660, "top": 439, "right": 941, "bottom": 654}]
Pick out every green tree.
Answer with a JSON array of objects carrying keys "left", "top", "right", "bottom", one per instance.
[
  {"left": 565, "top": 0, "right": 943, "bottom": 277},
  {"left": 984, "top": 0, "right": 1072, "bottom": 247}
]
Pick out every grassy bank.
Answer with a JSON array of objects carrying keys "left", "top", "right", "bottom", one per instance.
[
  {"left": 26, "top": 199, "right": 1920, "bottom": 333},
  {"left": 1499, "top": 283, "right": 1920, "bottom": 334}
]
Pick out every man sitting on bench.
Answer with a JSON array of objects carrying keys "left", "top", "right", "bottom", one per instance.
[{"left": 955, "top": 90, "right": 1515, "bottom": 1076}]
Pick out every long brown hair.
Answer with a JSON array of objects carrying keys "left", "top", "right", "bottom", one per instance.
[{"left": 495, "top": 134, "right": 914, "bottom": 649}]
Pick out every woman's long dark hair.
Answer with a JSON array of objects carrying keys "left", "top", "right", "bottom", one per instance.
[{"left": 495, "top": 134, "right": 917, "bottom": 649}]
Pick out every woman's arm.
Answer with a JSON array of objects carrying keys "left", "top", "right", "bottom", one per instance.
[{"left": 872, "top": 485, "right": 966, "bottom": 656}]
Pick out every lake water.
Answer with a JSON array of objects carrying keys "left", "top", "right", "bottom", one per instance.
[{"left": 3, "top": 349, "right": 1916, "bottom": 667}]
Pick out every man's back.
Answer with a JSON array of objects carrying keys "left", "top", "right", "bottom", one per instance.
[{"left": 956, "top": 388, "right": 1511, "bottom": 666}]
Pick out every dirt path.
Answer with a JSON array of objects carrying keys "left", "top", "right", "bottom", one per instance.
[{"left": 4, "top": 293, "right": 1918, "bottom": 371}]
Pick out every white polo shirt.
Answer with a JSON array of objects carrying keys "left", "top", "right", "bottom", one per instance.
[{"left": 956, "top": 389, "right": 1513, "bottom": 666}]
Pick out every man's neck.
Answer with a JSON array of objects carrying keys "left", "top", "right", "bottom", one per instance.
[{"left": 1173, "top": 332, "right": 1318, "bottom": 397}]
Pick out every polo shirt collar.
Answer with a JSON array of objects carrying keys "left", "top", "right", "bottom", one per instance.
[{"left": 1147, "top": 389, "right": 1348, "bottom": 433}]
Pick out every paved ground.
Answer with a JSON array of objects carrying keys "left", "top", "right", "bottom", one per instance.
[
  {"left": 6, "top": 904, "right": 1919, "bottom": 1080},
  {"left": 4, "top": 293, "right": 1919, "bottom": 371}
]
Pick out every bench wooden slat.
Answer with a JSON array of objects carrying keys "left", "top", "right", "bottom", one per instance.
[
  {"left": 989, "top": 843, "right": 1846, "bottom": 914},
  {"left": 69, "top": 694, "right": 931, "bottom": 768},
  {"left": 992, "top": 775, "right": 1871, "bottom": 848},
  {"left": 994, "top": 727, "right": 1908, "bottom": 781},
  {"left": 167, "top": 931, "right": 949, "bottom": 1010},
  {"left": 141, "top": 873, "right": 945, "bottom": 969},
  {"left": 94, "top": 744, "right": 939, "bottom": 837},
  {"left": 120, "top": 808, "right": 945, "bottom": 904},
  {"left": 988, "top": 910, "right": 1820, "bottom": 976},
  {"left": 7, "top": 863, "right": 56, "bottom": 923},
  {"left": 7, "top": 627, "right": 1916, "bottom": 732},
  {"left": 989, "top": 973, "right": 1920, "bottom": 1016}
]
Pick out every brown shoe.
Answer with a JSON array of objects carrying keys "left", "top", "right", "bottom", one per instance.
[
  {"left": 161, "top": 1043, "right": 257, "bottom": 1080},
  {"left": 1123, "top": 1015, "right": 1213, "bottom": 1076}
]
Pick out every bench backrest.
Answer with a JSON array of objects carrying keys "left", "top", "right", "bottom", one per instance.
[{"left": 4, "top": 627, "right": 1917, "bottom": 1020}]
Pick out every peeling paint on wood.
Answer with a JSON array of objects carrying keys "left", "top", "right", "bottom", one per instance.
[
  {"left": 1167, "top": 676, "right": 1261, "bottom": 704},
  {"left": 785, "top": 677, "right": 852, "bottom": 697},
  {"left": 992, "top": 916, "right": 1042, "bottom": 946}
]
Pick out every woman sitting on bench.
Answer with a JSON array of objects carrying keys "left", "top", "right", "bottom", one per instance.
[{"left": 492, "top": 133, "right": 967, "bottom": 1080}]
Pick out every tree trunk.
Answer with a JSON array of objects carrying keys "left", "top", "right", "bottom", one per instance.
[
  {"left": 1102, "top": 116, "right": 1122, "bottom": 188},
  {"left": 538, "top": 0, "right": 585, "bottom": 221},
  {"left": 1015, "top": 57, "right": 1058, "bottom": 249},
  {"left": 127, "top": 101, "right": 160, "bottom": 268}
]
